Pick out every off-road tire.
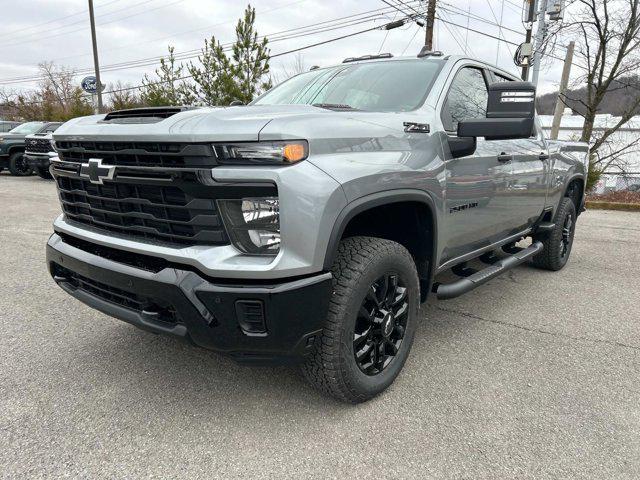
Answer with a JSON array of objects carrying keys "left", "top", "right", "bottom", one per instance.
[
  {"left": 532, "top": 197, "right": 576, "bottom": 271},
  {"left": 8, "top": 152, "right": 32, "bottom": 176},
  {"left": 301, "top": 236, "right": 420, "bottom": 403},
  {"left": 35, "top": 165, "right": 52, "bottom": 179}
]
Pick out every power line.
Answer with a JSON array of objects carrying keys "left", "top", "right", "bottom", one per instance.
[
  {"left": 0, "top": 0, "right": 123, "bottom": 40},
  {"left": 0, "top": 0, "right": 185, "bottom": 49},
  {"left": 101, "top": 16, "right": 416, "bottom": 96},
  {"left": 0, "top": 2, "right": 420, "bottom": 86},
  {"left": 48, "top": 0, "right": 311, "bottom": 64},
  {"left": 438, "top": 1, "right": 524, "bottom": 37}
]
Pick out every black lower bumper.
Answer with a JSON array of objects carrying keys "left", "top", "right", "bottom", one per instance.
[
  {"left": 24, "top": 154, "right": 51, "bottom": 169},
  {"left": 47, "top": 233, "right": 332, "bottom": 364}
]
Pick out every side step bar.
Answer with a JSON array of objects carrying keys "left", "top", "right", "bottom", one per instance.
[{"left": 434, "top": 241, "right": 544, "bottom": 300}]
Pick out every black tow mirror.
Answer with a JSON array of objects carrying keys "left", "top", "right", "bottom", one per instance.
[{"left": 458, "top": 81, "right": 536, "bottom": 141}]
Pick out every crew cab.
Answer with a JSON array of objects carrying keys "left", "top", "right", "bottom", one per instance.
[{"left": 46, "top": 52, "right": 588, "bottom": 402}]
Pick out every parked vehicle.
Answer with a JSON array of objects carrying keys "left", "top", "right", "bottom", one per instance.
[
  {"left": 0, "top": 121, "right": 61, "bottom": 176},
  {"left": 627, "top": 184, "right": 640, "bottom": 192},
  {"left": 0, "top": 121, "right": 21, "bottom": 133},
  {"left": 24, "top": 123, "right": 63, "bottom": 179},
  {"left": 46, "top": 52, "right": 588, "bottom": 402}
]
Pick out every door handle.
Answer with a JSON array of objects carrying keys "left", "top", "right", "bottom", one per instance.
[
  {"left": 497, "top": 153, "right": 513, "bottom": 163},
  {"left": 539, "top": 152, "right": 550, "bottom": 161}
]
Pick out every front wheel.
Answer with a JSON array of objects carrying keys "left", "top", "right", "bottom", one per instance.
[
  {"left": 8, "top": 152, "right": 32, "bottom": 176},
  {"left": 532, "top": 197, "right": 577, "bottom": 271},
  {"left": 302, "top": 236, "right": 420, "bottom": 403}
]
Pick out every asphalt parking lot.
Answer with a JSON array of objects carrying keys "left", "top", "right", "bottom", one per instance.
[{"left": 1, "top": 172, "right": 639, "bottom": 479}]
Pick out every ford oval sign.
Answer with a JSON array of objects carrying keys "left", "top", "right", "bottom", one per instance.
[{"left": 81, "top": 76, "right": 99, "bottom": 93}]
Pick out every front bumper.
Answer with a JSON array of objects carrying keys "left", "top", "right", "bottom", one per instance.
[
  {"left": 47, "top": 233, "right": 332, "bottom": 364},
  {"left": 24, "top": 153, "right": 55, "bottom": 168}
]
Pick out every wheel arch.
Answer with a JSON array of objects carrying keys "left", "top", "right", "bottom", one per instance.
[
  {"left": 564, "top": 173, "right": 585, "bottom": 215},
  {"left": 322, "top": 190, "right": 438, "bottom": 301},
  {"left": 7, "top": 145, "right": 25, "bottom": 156}
]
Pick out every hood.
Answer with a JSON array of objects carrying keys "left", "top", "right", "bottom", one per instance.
[
  {"left": 53, "top": 105, "right": 339, "bottom": 143},
  {"left": 0, "top": 133, "right": 26, "bottom": 141},
  {"left": 52, "top": 104, "right": 410, "bottom": 143}
]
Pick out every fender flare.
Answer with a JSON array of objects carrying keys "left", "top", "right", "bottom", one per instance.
[
  {"left": 322, "top": 189, "right": 439, "bottom": 277},
  {"left": 7, "top": 145, "right": 25, "bottom": 156},
  {"left": 563, "top": 172, "right": 586, "bottom": 213}
]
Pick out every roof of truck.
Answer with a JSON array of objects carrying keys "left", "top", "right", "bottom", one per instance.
[{"left": 322, "top": 53, "right": 518, "bottom": 81}]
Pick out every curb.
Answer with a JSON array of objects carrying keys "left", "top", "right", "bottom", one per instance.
[{"left": 585, "top": 201, "right": 640, "bottom": 212}]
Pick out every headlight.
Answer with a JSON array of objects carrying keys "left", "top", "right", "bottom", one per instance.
[
  {"left": 218, "top": 197, "right": 280, "bottom": 255},
  {"left": 50, "top": 140, "right": 57, "bottom": 152},
  {"left": 213, "top": 140, "right": 308, "bottom": 165}
]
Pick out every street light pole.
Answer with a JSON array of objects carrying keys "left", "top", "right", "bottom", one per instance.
[{"left": 88, "top": 0, "right": 103, "bottom": 113}]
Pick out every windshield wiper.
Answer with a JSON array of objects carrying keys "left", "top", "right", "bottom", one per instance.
[{"left": 312, "top": 103, "right": 359, "bottom": 111}]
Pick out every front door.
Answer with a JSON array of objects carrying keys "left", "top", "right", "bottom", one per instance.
[{"left": 440, "top": 66, "right": 515, "bottom": 264}]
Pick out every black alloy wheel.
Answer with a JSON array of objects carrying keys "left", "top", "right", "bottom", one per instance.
[
  {"left": 8, "top": 152, "right": 32, "bottom": 176},
  {"left": 559, "top": 213, "right": 574, "bottom": 259},
  {"left": 532, "top": 197, "right": 577, "bottom": 271},
  {"left": 354, "top": 274, "right": 409, "bottom": 376}
]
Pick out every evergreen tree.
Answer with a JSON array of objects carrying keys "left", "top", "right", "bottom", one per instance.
[
  {"left": 187, "top": 5, "right": 270, "bottom": 105},
  {"left": 140, "top": 46, "right": 193, "bottom": 106}
]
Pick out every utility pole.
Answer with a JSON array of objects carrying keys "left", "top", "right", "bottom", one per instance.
[
  {"left": 88, "top": 0, "right": 103, "bottom": 113},
  {"left": 521, "top": 0, "right": 537, "bottom": 80},
  {"left": 531, "top": 0, "right": 548, "bottom": 86},
  {"left": 425, "top": 0, "right": 437, "bottom": 49},
  {"left": 550, "top": 41, "right": 575, "bottom": 140}
]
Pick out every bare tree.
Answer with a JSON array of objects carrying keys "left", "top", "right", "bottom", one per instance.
[
  {"left": 0, "top": 63, "right": 93, "bottom": 121},
  {"left": 551, "top": 0, "right": 640, "bottom": 170},
  {"left": 546, "top": 0, "right": 640, "bottom": 178}
]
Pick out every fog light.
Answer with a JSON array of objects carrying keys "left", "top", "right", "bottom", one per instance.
[{"left": 218, "top": 197, "right": 280, "bottom": 255}]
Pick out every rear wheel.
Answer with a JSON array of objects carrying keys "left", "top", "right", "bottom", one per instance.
[
  {"left": 302, "top": 236, "right": 420, "bottom": 403},
  {"left": 532, "top": 197, "right": 577, "bottom": 271},
  {"left": 8, "top": 152, "right": 32, "bottom": 176},
  {"left": 35, "top": 165, "right": 52, "bottom": 179}
]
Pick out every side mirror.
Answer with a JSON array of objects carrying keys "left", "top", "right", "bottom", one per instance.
[
  {"left": 457, "top": 81, "right": 536, "bottom": 141},
  {"left": 229, "top": 100, "right": 245, "bottom": 106}
]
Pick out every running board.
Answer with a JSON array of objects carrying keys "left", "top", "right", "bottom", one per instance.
[{"left": 434, "top": 241, "right": 544, "bottom": 300}]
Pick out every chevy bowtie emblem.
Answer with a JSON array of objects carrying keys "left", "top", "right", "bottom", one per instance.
[{"left": 79, "top": 158, "right": 116, "bottom": 185}]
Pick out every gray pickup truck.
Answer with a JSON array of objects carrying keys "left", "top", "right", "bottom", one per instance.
[{"left": 47, "top": 52, "right": 588, "bottom": 403}]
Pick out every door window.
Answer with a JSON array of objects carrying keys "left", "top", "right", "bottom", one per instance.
[{"left": 441, "top": 67, "right": 488, "bottom": 131}]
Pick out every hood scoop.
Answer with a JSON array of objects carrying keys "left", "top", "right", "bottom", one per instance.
[{"left": 100, "top": 106, "right": 198, "bottom": 124}]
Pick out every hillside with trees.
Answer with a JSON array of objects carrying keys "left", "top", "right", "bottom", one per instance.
[{"left": 537, "top": 75, "right": 640, "bottom": 116}]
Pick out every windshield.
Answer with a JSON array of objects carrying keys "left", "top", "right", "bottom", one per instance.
[
  {"left": 253, "top": 60, "right": 443, "bottom": 112},
  {"left": 8, "top": 122, "right": 45, "bottom": 135}
]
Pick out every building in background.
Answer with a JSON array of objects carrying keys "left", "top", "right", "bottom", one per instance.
[{"left": 539, "top": 111, "right": 640, "bottom": 193}]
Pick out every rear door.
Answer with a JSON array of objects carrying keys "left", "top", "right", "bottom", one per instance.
[
  {"left": 490, "top": 71, "right": 548, "bottom": 229},
  {"left": 439, "top": 65, "right": 516, "bottom": 264}
]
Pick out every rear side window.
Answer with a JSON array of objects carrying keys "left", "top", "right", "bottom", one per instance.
[
  {"left": 441, "top": 67, "right": 488, "bottom": 131},
  {"left": 492, "top": 72, "right": 514, "bottom": 82}
]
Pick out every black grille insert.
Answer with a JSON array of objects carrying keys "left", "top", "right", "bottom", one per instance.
[
  {"left": 56, "top": 176, "right": 228, "bottom": 246},
  {"left": 55, "top": 141, "right": 215, "bottom": 168},
  {"left": 53, "top": 264, "right": 179, "bottom": 324},
  {"left": 25, "top": 138, "right": 52, "bottom": 154},
  {"left": 58, "top": 233, "right": 168, "bottom": 272}
]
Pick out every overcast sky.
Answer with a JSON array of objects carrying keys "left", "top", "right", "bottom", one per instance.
[{"left": 0, "top": 0, "right": 568, "bottom": 97}]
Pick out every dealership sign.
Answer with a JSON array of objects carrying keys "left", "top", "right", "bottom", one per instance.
[{"left": 81, "top": 76, "right": 104, "bottom": 94}]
